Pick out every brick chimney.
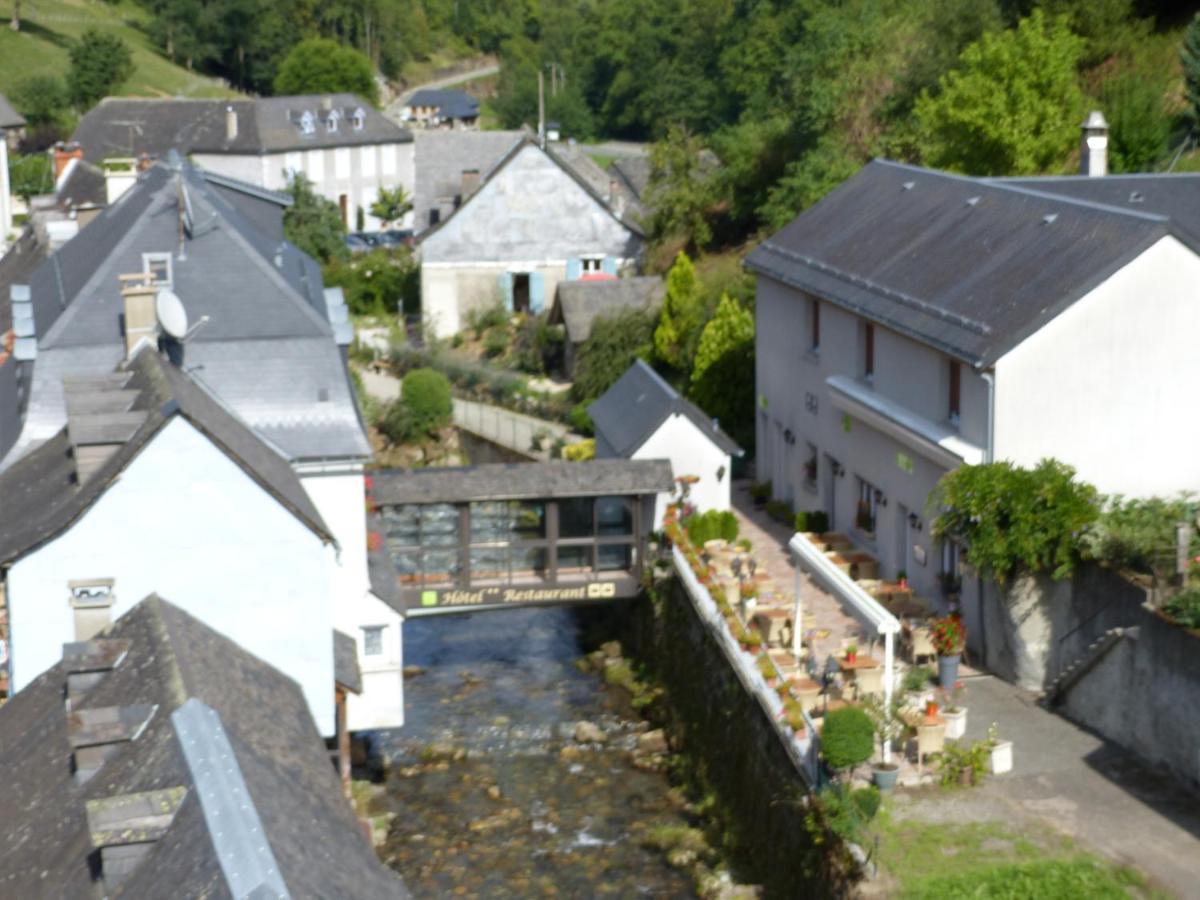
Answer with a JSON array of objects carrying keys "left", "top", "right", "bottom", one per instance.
[
  {"left": 53, "top": 142, "right": 84, "bottom": 182},
  {"left": 118, "top": 273, "right": 158, "bottom": 358}
]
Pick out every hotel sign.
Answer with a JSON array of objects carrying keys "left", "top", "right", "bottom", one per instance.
[{"left": 404, "top": 578, "right": 635, "bottom": 613}]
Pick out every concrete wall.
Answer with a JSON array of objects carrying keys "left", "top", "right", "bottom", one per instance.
[
  {"left": 195, "top": 140, "right": 416, "bottom": 232},
  {"left": 994, "top": 235, "right": 1200, "bottom": 497},
  {"left": 6, "top": 417, "right": 338, "bottom": 735},
  {"left": 421, "top": 262, "right": 565, "bottom": 339},
  {"left": 628, "top": 414, "right": 731, "bottom": 527},
  {"left": 755, "top": 277, "right": 983, "bottom": 604},
  {"left": 299, "top": 464, "right": 404, "bottom": 731}
]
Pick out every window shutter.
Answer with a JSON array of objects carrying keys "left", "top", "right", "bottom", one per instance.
[
  {"left": 566, "top": 258, "right": 582, "bottom": 280},
  {"left": 600, "top": 256, "right": 618, "bottom": 276},
  {"left": 530, "top": 272, "right": 546, "bottom": 313},
  {"left": 497, "top": 272, "right": 514, "bottom": 311}
]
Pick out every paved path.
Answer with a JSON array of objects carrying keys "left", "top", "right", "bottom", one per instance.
[{"left": 894, "top": 673, "right": 1200, "bottom": 897}]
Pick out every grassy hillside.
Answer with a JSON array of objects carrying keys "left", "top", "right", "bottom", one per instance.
[{"left": 0, "top": 0, "right": 238, "bottom": 100}]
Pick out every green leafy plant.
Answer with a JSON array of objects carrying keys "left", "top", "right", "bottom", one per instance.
[
  {"left": 766, "top": 499, "right": 792, "bottom": 525},
  {"left": 935, "top": 739, "right": 989, "bottom": 787},
  {"left": 69, "top": 29, "right": 134, "bottom": 111},
  {"left": 370, "top": 185, "right": 412, "bottom": 229},
  {"left": 902, "top": 666, "right": 936, "bottom": 694},
  {"left": 683, "top": 509, "right": 739, "bottom": 546},
  {"left": 820, "top": 706, "right": 876, "bottom": 775},
  {"left": 1163, "top": 586, "right": 1200, "bottom": 630},
  {"left": 1084, "top": 494, "right": 1199, "bottom": 586},
  {"left": 688, "top": 293, "right": 754, "bottom": 452},
  {"left": 284, "top": 172, "right": 348, "bottom": 264},
  {"left": 931, "top": 615, "right": 966, "bottom": 657},
  {"left": 795, "top": 510, "right": 830, "bottom": 534},
  {"left": 399, "top": 368, "right": 452, "bottom": 438},
  {"left": 274, "top": 38, "right": 379, "bottom": 104}
]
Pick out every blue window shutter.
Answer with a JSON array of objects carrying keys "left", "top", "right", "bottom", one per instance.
[
  {"left": 497, "top": 272, "right": 514, "bottom": 310},
  {"left": 566, "top": 258, "right": 582, "bottom": 280},
  {"left": 530, "top": 272, "right": 546, "bottom": 313},
  {"left": 601, "top": 256, "right": 618, "bottom": 276}
]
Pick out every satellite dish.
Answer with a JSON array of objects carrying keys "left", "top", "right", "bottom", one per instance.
[{"left": 155, "top": 289, "right": 189, "bottom": 340}]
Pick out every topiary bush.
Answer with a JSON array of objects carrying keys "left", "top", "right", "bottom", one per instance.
[
  {"left": 795, "top": 510, "right": 829, "bottom": 534},
  {"left": 684, "top": 509, "right": 739, "bottom": 546},
  {"left": 820, "top": 706, "right": 876, "bottom": 774},
  {"left": 400, "top": 368, "right": 452, "bottom": 438}
]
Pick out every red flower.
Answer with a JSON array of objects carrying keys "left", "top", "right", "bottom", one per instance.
[{"left": 367, "top": 531, "right": 383, "bottom": 552}]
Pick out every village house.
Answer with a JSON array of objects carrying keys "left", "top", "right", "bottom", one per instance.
[
  {"left": 401, "top": 88, "right": 481, "bottom": 128},
  {"left": 0, "top": 158, "right": 405, "bottom": 731},
  {"left": 747, "top": 128, "right": 1200, "bottom": 637},
  {"left": 548, "top": 275, "right": 664, "bottom": 377},
  {"left": 0, "top": 595, "right": 406, "bottom": 898},
  {"left": 590, "top": 359, "right": 741, "bottom": 526},
  {"left": 418, "top": 137, "right": 644, "bottom": 338},
  {"left": 69, "top": 94, "right": 414, "bottom": 230},
  {"left": 0, "top": 93, "right": 25, "bottom": 252}
]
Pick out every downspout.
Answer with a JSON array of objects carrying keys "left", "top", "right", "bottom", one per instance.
[{"left": 977, "top": 370, "right": 996, "bottom": 666}]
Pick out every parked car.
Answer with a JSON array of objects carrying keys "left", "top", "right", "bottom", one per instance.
[{"left": 345, "top": 233, "right": 374, "bottom": 254}]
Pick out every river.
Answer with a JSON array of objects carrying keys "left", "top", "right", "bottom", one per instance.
[{"left": 372, "top": 605, "right": 696, "bottom": 898}]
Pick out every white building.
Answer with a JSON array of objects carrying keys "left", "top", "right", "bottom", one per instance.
[
  {"left": 589, "top": 360, "right": 742, "bottom": 526},
  {"left": 418, "top": 139, "right": 643, "bottom": 338},
  {"left": 0, "top": 94, "right": 25, "bottom": 252},
  {"left": 69, "top": 94, "right": 414, "bottom": 231},
  {"left": 747, "top": 152, "right": 1200, "bottom": 644}
]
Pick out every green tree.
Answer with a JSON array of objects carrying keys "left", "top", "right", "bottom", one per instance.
[
  {"left": 11, "top": 75, "right": 70, "bottom": 127},
  {"left": 7, "top": 153, "right": 53, "bottom": 201},
  {"left": 273, "top": 38, "right": 378, "bottom": 105},
  {"left": 1182, "top": 13, "right": 1200, "bottom": 123},
  {"left": 928, "top": 459, "right": 1100, "bottom": 582},
  {"left": 914, "top": 10, "right": 1084, "bottom": 175},
  {"left": 653, "top": 251, "right": 706, "bottom": 376},
  {"left": 571, "top": 307, "right": 657, "bottom": 406},
  {"left": 369, "top": 185, "right": 412, "bottom": 229},
  {"left": 68, "top": 29, "right": 135, "bottom": 111},
  {"left": 1101, "top": 74, "right": 1169, "bottom": 173},
  {"left": 399, "top": 368, "right": 453, "bottom": 438},
  {"left": 688, "top": 294, "right": 754, "bottom": 453},
  {"left": 820, "top": 707, "right": 876, "bottom": 774},
  {"left": 645, "top": 125, "right": 720, "bottom": 253},
  {"left": 283, "top": 172, "right": 348, "bottom": 263}
]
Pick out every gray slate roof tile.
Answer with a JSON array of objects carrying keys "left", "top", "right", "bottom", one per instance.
[{"left": 550, "top": 276, "right": 664, "bottom": 344}]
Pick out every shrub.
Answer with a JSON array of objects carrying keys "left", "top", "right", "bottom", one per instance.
[
  {"left": 571, "top": 307, "right": 657, "bottom": 405},
  {"left": 1163, "top": 586, "right": 1200, "bottom": 630},
  {"left": 377, "top": 400, "right": 415, "bottom": 444},
  {"left": 1085, "top": 494, "right": 1199, "bottom": 585},
  {"left": 482, "top": 327, "right": 509, "bottom": 359},
  {"left": 401, "top": 368, "right": 452, "bottom": 437},
  {"left": 562, "top": 438, "right": 595, "bottom": 461},
  {"left": 467, "top": 303, "right": 510, "bottom": 339},
  {"left": 684, "top": 509, "right": 739, "bottom": 546},
  {"left": 795, "top": 510, "right": 829, "bottom": 534},
  {"left": 817, "top": 785, "right": 880, "bottom": 845},
  {"left": 902, "top": 666, "right": 936, "bottom": 694},
  {"left": 820, "top": 706, "right": 875, "bottom": 773},
  {"left": 935, "top": 739, "right": 989, "bottom": 787},
  {"left": 765, "top": 499, "right": 792, "bottom": 524},
  {"left": 928, "top": 459, "right": 1100, "bottom": 582},
  {"left": 567, "top": 403, "right": 594, "bottom": 435}
]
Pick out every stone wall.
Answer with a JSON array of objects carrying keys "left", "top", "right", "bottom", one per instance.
[{"left": 623, "top": 573, "right": 850, "bottom": 898}]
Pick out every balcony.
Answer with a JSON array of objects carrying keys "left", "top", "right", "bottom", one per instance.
[{"left": 825, "top": 375, "right": 984, "bottom": 469}]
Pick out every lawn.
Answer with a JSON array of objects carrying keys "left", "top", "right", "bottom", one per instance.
[
  {"left": 0, "top": 0, "right": 236, "bottom": 101},
  {"left": 871, "top": 806, "right": 1165, "bottom": 899}
]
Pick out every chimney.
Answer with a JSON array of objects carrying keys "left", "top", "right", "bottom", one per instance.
[
  {"left": 119, "top": 273, "right": 158, "bottom": 358},
  {"left": 86, "top": 788, "right": 187, "bottom": 894},
  {"left": 68, "top": 704, "right": 157, "bottom": 785},
  {"left": 53, "top": 142, "right": 84, "bottom": 182},
  {"left": 102, "top": 158, "right": 138, "bottom": 204},
  {"left": 225, "top": 105, "right": 238, "bottom": 142},
  {"left": 1081, "top": 110, "right": 1108, "bottom": 177},
  {"left": 321, "top": 95, "right": 333, "bottom": 111},
  {"left": 460, "top": 169, "right": 481, "bottom": 200},
  {"left": 63, "top": 639, "right": 131, "bottom": 710}
]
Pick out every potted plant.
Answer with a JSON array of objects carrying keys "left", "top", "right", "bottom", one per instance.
[
  {"left": 845, "top": 643, "right": 858, "bottom": 665},
  {"left": 924, "top": 698, "right": 939, "bottom": 721},
  {"left": 757, "top": 654, "right": 781, "bottom": 688},
  {"left": 939, "top": 682, "right": 967, "bottom": 740},
  {"left": 986, "top": 722, "right": 1013, "bottom": 774},
  {"left": 931, "top": 614, "right": 966, "bottom": 687},
  {"left": 897, "top": 569, "right": 908, "bottom": 589},
  {"left": 862, "top": 694, "right": 906, "bottom": 791}
]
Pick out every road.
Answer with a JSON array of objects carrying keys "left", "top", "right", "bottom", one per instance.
[{"left": 386, "top": 63, "right": 500, "bottom": 120}]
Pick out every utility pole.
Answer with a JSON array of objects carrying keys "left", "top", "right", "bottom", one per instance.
[{"left": 537, "top": 68, "right": 545, "bottom": 149}]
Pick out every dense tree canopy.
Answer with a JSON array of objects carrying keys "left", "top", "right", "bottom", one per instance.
[
  {"left": 274, "top": 39, "right": 378, "bottom": 104},
  {"left": 283, "top": 173, "right": 348, "bottom": 264},
  {"left": 69, "top": 30, "right": 134, "bottom": 111}
]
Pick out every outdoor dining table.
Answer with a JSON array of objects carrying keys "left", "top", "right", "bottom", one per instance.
[{"left": 837, "top": 654, "right": 883, "bottom": 697}]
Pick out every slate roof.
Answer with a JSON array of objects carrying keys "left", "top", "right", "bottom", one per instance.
[
  {"left": 412, "top": 129, "right": 526, "bottom": 232},
  {"left": 550, "top": 276, "right": 664, "bottom": 344},
  {"left": 0, "top": 345, "right": 333, "bottom": 567},
  {"left": 0, "top": 228, "right": 49, "bottom": 460},
  {"left": 406, "top": 88, "right": 480, "bottom": 120},
  {"left": 0, "top": 595, "right": 406, "bottom": 898},
  {"left": 4, "top": 159, "right": 370, "bottom": 464},
  {"left": 55, "top": 158, "right": 107, "bottom": 209},
  {"left": 371, "top": 458, "right": 675, "bottom": 505},
  {"left": 70, "top": 95, "right": 410, "bottom": 162},
  {"left": 0, "top": 93, "right": 25, "bottom": 129},
  {"left": 745, "top": 159, "right": 1187, "bottom": 368},
  {"left": 548, "top": 143, "right": 646, "bottom": 229},
  {"left": 588, "top": 359, "right": 743, "bottom": 458},
  {"left": 610, "top": 156, "right": 651, "bottom": 200},
  {"left": 333, "top": 630, "right": 363, "bottom": 694}
]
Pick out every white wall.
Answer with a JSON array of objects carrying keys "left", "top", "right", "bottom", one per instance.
[
  {"left": 994, "top": 235, "right": 1200, "bottom": 497},
  {"left": 0, "top": 136, "right": 11, "bottom": 250},
  {"left": 298, "top": 464, "right": 405, "bottom": 730},
  {"left": 627, "top": 415, "right": 731, "bottom": 527},
  {"left": 6, "top": 418, "right": 338, "bottom": 734}
]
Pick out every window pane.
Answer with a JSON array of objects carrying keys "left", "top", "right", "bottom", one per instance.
[
  {"left": 470, "top": 547, "right": 509, "bottom": 581},
  {"left": 394, "top": 550, "right": 421, "bottom": 585},
  {"left": 559, "top": 498, "right": 594, "bottom": 538},
  {"left": 422, "top": 549, "right": 459, "bottom": 585},
  {"left": 422, "top": 504, "right": 459, "bottom": 546},
  {"left": 362, "top": 626, "right": 384, "bottom": 656},
  {"left": 596, "top": 497, "right": 633, "bottom": 536},
  {"left": 382, "top": 505, "right": 421, "bottom": 546},
  {"left": 470, "top": 501, "right": 510, "bottom": 543},
  {"left": 557, "top": 545, "right": 591, "bottom": 573},
  {"left": 598, "top": 544, "right": 632, "bottom": 571},
  {"left": 512, "top": 501, "right": 546, "bottom": 540},
  {"left": 511, "top": 547, "right": 547, "bottom": 579}
]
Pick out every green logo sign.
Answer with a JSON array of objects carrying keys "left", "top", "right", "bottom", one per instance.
[{"left": 421, "top": 590, "right": 438, "bottom": 607}]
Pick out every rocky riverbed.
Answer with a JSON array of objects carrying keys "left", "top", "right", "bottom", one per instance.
[{"left": 365, "top": 606, "right": 706, "bottom": 898}]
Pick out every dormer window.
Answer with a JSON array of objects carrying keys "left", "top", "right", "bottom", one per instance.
[
  {"left": 142, "top": 253, "right": 172, "bottom": 288},
  {"left": 299, "top": 111, "right": 316, "bottom": 135},
  {"left": 352, "top": 107, "right": 366, "bottom": 130},
  {"left": 326, "top": 110, "right": 341, "bottom": 134}
]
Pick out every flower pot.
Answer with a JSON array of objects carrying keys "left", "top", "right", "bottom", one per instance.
[
  {"left": 846, "top": 651, "right": 857, "bottom": 665},
  {"left": 943, "top": 707, "right": 967, "bottom": 740},
  {"left": 990, "top": 740, "right": 1013, "bottom": 775},
  {"left": 958, "top": 767, "right": 975, "bottom": 787},
  {"left": 873, "top": 763, "right": 900, "bottom": 791},
  {"left": 925, "top": 700, "right": 939, "bottom": 720},
  {"left": 938, "top": 653, "right": 960, "bottom": 688}
]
